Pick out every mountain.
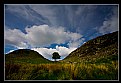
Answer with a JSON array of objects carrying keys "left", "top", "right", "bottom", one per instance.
[
  {"left": 62, "top": 31, "right": 118, "bottom": 63},
  {"left": 5, "top": 49, "right": 52, "bottom": 64}
]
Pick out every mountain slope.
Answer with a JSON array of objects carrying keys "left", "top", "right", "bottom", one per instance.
[
  {"left": 62, "top": 31, "right": 118, "bottom": 63},
  {"left": 5, "top": 49, "right": 52, "bottom": 64}
]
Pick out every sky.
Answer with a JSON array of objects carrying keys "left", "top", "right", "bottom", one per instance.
[{"left": 4, "top": 4, "right": 118, "bottom": 61}]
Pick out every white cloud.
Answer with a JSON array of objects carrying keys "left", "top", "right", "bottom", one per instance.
[
  {"left": 5, "top": 24, "right": 82, "bottom": 60},
  {"left": 68, "top": 38, "right": 85, "bottom": 48},
  {"left": 55, "top": 45, "right": 76, "bottom": 57},
  {"left": 5, "top": 28, "right": 28, "bottom": 48},
  {"left": 32, "top": 47, "right": 57, "bottom": 60},
  {"left": 25, "top": 25, "right": 82, "bottom": 47},
  {"left": 32, "top": 46, "right": 76, "bottom": 60},
  {"left": 98, "top": 7, "right": 118, "bottom": 34},
  {"left": 5, "top": 25, "right": 82, "bottom": 48}
]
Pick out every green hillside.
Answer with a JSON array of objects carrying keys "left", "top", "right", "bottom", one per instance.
[
  {"left": 62, "top": 31, "right": 118, "bottom": 64},
  {"left": 5, "top": 49, "right": 52, "bottom": 64},
  {"left": 5, "top": 31, "right": 118, "bottom": 80}
]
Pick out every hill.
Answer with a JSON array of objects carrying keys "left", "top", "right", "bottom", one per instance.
[
  {"left": 5, "top": 49, "right": 52, "bottom": 64},
  {"left": 62, "top": 31, "right": 118, "bottom": 63},
  {"left": 5, "top": 32, "right": 118, "bottom": 80}
]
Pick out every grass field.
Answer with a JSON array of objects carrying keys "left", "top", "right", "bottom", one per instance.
[{"left": 5, "top": 60, "right": 118, "bottom": 80}]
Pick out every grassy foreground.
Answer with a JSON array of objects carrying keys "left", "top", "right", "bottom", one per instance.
[{"left": 5, "top": 61, "right": 118, "bottom": 80}]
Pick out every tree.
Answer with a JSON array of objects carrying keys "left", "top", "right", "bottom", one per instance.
[{"left": 52, "top": 52, "right": 61, "bottom": 61}]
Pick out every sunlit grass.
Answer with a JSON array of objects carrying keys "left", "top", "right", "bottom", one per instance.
[{"left": 5, "top": 61, "right": 118, "bottom": 80}]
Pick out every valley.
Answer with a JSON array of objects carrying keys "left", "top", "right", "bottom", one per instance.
[{"left": 5, "top": 31, "right": 118, "bottom": 80}]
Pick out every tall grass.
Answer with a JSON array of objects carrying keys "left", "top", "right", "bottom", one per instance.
[{"left": 5, "top": 61, "right": 118, "bottom": 80}]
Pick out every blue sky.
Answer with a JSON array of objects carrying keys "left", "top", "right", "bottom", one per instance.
[{"left": 4, "top": 4, "right": 118, "bottom": 61}]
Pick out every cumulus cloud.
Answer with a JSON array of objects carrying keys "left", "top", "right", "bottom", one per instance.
[
  {"left": 5, "top": 28, "right": 28, "bottom": 48},
  {"left": 25, "top": 25, "right": 82, "bottom": 47},
  {"left": 32, "top": 46, "right": 76, "bottom": 60},
  {"left": 32, "top": 47, "right": 57, "bottom": 60},
  {"left": 98, "top": 7, "right": 118, "bottom": 34},
  {"left": 5, "top": 24, "right": 82, "bottom": 48},
  {"left": 5, "top": 25, "right": 83, "bottom": 60},
  {"left": 55, "top": 45, "right": 76, "bottom": 57}
]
